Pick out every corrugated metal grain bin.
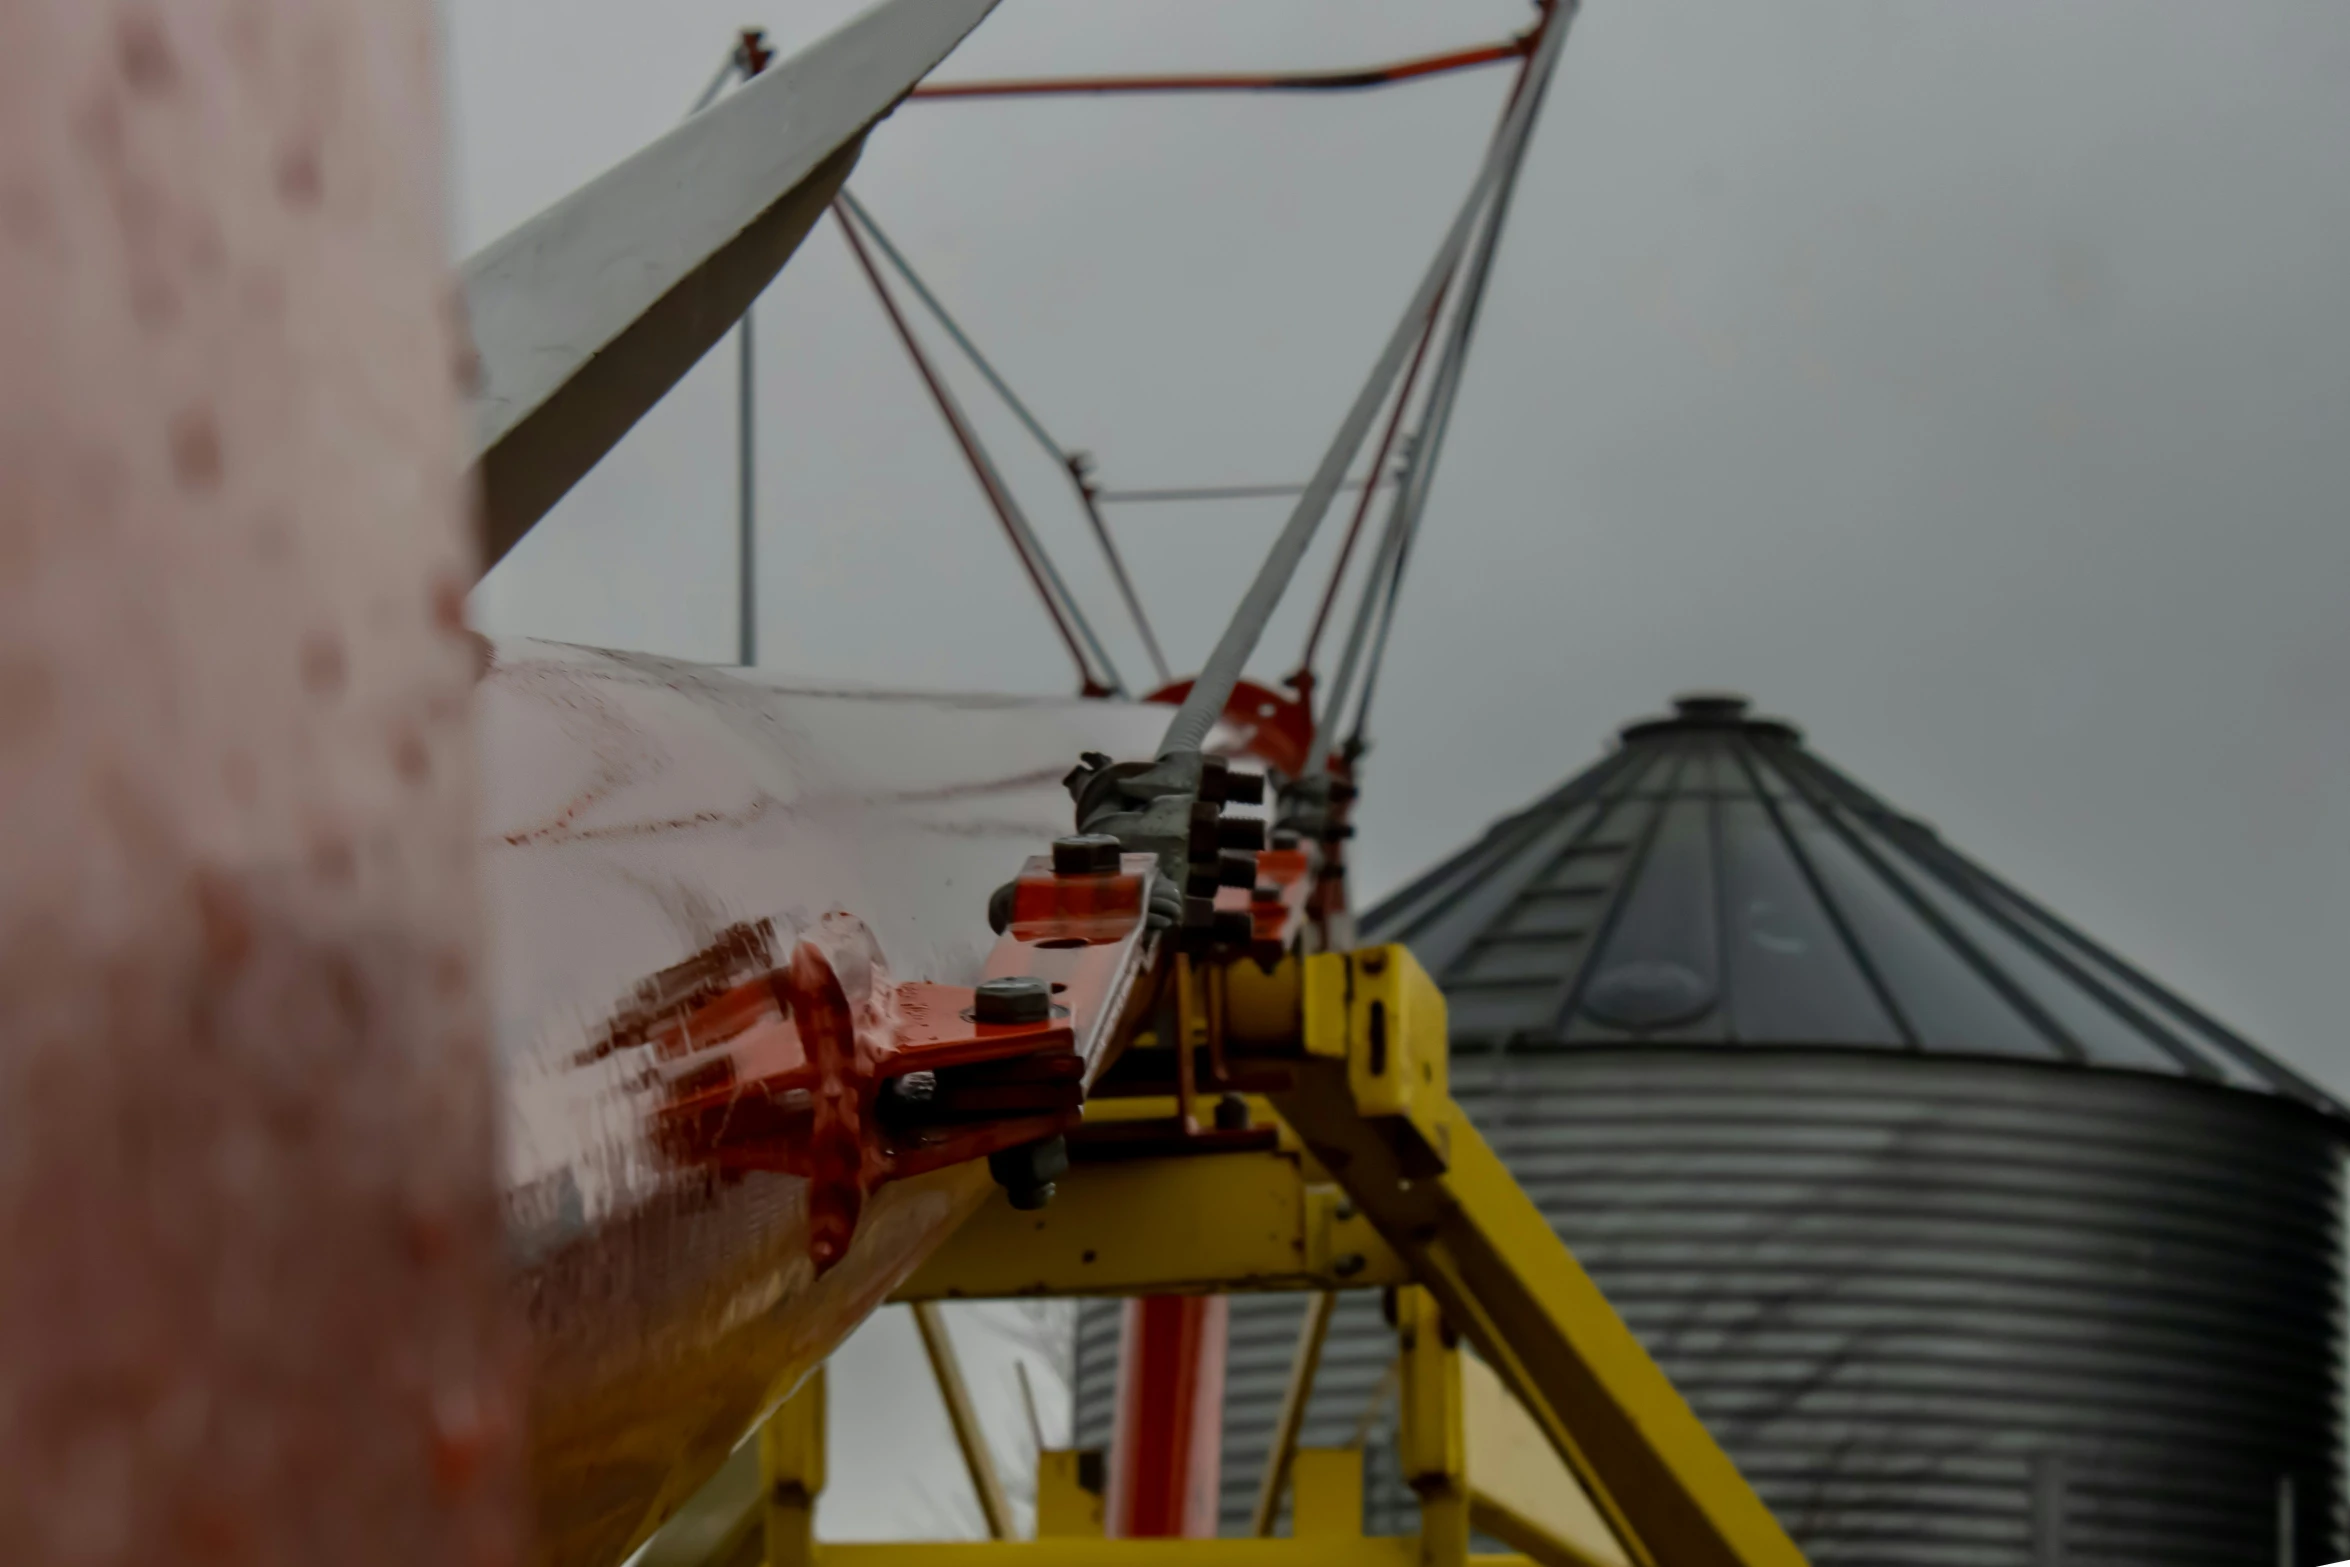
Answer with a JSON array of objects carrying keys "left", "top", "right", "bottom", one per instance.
[{"left": 1076, "top": 695, "right": 2345, "bottom": 1564}]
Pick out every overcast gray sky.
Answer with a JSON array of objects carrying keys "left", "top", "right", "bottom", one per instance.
[{"left": 449, "top": 0, "right": 2350, "bottom": 1531}]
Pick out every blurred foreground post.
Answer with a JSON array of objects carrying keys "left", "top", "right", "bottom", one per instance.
[{"left": 0, "top": 1, "right": 518, "bottom": 1562}]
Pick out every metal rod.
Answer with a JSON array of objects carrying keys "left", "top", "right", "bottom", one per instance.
[
  {"left": 738, "top": 307, "right": 756, "bottom": 666},
  {"left": 1094, "top": 479, "right": 1385, "bottom": 505},
  {"left": 1250, "top": 1291, "right": 1340, "bottom": 1536},
  {"left": 911, "top": 1303, "right": 1015, "bottom": 1541},
  {"left": 1327, "top": 4, "right": 1570, "bottom": 765},
  {"left": 1016, "top": 1360, "right": 1049, "bottom": 1457},
  {"left": 834, "top": 203, "right": 1126, "bottom": 696},
  {"left": 910, "top": 33, "right": 1531, "bottom": 100},
  {"left": 1153, "top": 0, "right": 1577, "bottom": 763},
  {"left": 835, "top": 189, "right": 1165, "bottom": 684},
  {"left": 690, "top": 49, "right": 741, "bottom": 114},
  {"left": 836, "top": 190, "right": 1065, "bottom": 469},
  {"left": 1072, "top": 462, "right": 1174, "bottom": 685},
  {"left": 1297, "top": 289, "right": 1445, "bottom": 682},
  {"left": 465, "top": 0, "right": 1003, "bottom": 575}
]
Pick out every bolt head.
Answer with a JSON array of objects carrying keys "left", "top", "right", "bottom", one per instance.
[
  {"left": 1052, "top": 833, "right": 1122, "bottom": 876},
  {"left": 1211, "top": 909, "right": 1256, "bottom": 946},
  {"left": 990, "top": 1135, "right": 1070, "bottom": 1210},
  {"left": 1005, "top": 1180, "right": 1057, "bottom": 1211},
  {"left": 974, "top": 975, "right": 1052, "bottom": 1024}
]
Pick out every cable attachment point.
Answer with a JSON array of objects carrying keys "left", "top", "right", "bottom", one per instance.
[{"left": 1064, "top": 749, "right": 1278, "bottom": 957}]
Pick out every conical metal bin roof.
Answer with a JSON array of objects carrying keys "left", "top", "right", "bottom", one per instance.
[{"left": 1366, "top": 694, "right": 2345, "bottom": 1120}]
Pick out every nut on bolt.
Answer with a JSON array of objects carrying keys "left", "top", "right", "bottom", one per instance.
[
  {"left": 1052, "top": 833, "right": 1122, "bottom": 876},
  {"left": 974, "top": 975, "right": 1051, "bottom": 1025},
  {"left": 1217, "top": 817, "right": 1267, "bottom": 852},
  {"left": 989, "top": 1135, "right": 1070, "bottom": 1211}
]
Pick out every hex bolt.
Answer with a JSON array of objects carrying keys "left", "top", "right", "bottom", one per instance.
[
  {"left": 989, "top": 1135, "right": 1070, "bottom": 1211},
  {"left": 1187, "top": 800, "right": 1223, "bottom": 859},
  {"left": 1052, "top": 833, "right": 1122, "bottom": 876},
  {"left": 1211, "top": 909, "right": 1255, "bottom": 946},
  {"left": 974, "top": 975, "right": 1052, "bottom": 1025},
  {"left": 1217, "top": 818, "right": 1267, "bottom": 852},
  {"left": 1225, "top": 770, "right": 1267, "bottom": 806},
  {"left": 1252, "top": 882, "right": 1283, "bottom": 905},
  {"left": 1271, "top": 829, "right": 1303, "bottom": 851},
  {"left": 1216, "top": 850, "right": 1258, "bottom": 888}
]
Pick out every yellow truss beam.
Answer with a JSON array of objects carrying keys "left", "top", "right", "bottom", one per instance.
[
  {"left": 648, "top": 943, "right": 1805, "bottom": 1567},
  {"left": 1462, "top": 1354, "right": 1627, "bottom": 1567},
  {"left": 911, "top": 1302, "right": 1015, "bottom": 1540},
  {"left": 806, "top": 1550, "right": 1536, "bottom": 1566},
  {"left": 1271, "top": 949, "right": 1806, "bottom": 1567},
  {"left": 893, "top": 1122, "right": 1406, "bottom": 1302}
]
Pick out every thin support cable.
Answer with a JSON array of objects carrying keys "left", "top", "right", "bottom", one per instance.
[
  {"left": 836, "top": 190, "right": 1064, "bottom": 467},
  {"left": 1068, "top": 458, "right": 1172, "bottom": 685},
  {"left": 738, "top": 310, "right": 756, "bottom": 666},
  {"left": 1314, "top": 7, "right": 1566, "bottom": 770},
  {"left": 834, "top": 204, "right": 1125, "bottom": 696},
  {"left": 1154, "top": 0, "right": 1579, "bottom": 763},
  {"left": 1336, "top": 7, "right": 1565, "bottom": 760},
  {"left": 908, "top": 33, "right": 1532, "bottom": 101},
  {"left": 1250, "top": 1291, "right": 1338, "bottom": 1537},
  {"left": 1295, "top": 283, "right": 1447, "bottom": 684},
  {"left": 1314, "top": 465, "right": 1411, "bottom": 772},
  {"left": 688, "top": 52, "right": 740, "bottom": 115},
  {"left": 1093, "top": 478, "right": 1384, "bottom": 505},
  {"left": 835, "top": 189, "right": 1167, "bottom": 685},
  {"left": 684, "top": 30, "right": 775, "bottom": 669}
]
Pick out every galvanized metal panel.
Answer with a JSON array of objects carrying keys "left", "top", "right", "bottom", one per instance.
[
  {"left": 461, "top": 0, "right": 1001, "bottom": 570},
  {"left": 1365, "top": 696, "right": 2346, "bottom": 1122},
  {"left": 1117, "top": 1050, "right": 2343, "bottom": 1561},
  {"left": 479, "top": 639, "right": 1199, "bottom": 1564}
]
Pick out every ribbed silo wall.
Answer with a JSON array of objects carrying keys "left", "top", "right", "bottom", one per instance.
[{"left": 1074, "top": 1049, "right": 2344, "bottom": 1562}]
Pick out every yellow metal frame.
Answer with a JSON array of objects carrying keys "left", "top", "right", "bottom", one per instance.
[
  {"left": 895, "top": 1105, "right": 1407, "bottom": 1301},
  {"left": 643, "top": 945, "right": 1808, "bottom": 1567},
  {"left": 1274, "top": 950, "right": 1805, "bottom": 1567}
]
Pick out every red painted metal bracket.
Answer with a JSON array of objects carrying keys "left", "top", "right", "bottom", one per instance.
[
  {"left": 1220, "top": 840, "right": 1313, "bottom": 961},
  {"left": 601, "top": 853, "right": 1163, "bottom": 1273}
]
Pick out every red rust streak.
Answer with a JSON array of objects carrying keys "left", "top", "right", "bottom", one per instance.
[
  {"left": 499, "top": 797, "right": 770, "bottom": 849},
  {"left": 908, "top": 35, "right": 1530, "bottom": 100}
]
